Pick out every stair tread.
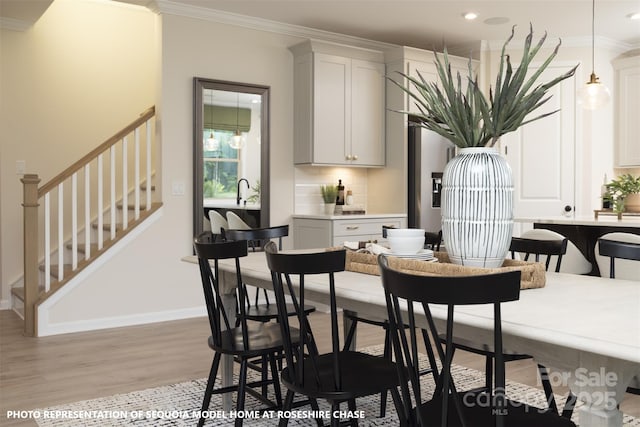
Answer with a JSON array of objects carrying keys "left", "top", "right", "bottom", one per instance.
[
  {"left": 65, "top": 243, "right": 99, "bottom": 254},
  {"left": 116, "top": 203, "right": 152, "bottom": 210},
  {"left": 91, "top": 222, "right": 123, "bottom": 231},
  {"left": 12, "top": 285, "right": 46, "bottom": 301},
  {"left": 38, "top": 263, "right": 73, "bottom": 277}
]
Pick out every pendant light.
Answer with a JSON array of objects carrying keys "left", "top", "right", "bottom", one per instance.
[
  {"left": 204, "top": 92, "right": 219, "bottom": 151},
  {"left": 577, "top": 0, "right": 610, "bottom": 110},
  {"left": 229, "top": 93, "right": 246, "bottom": 150}
]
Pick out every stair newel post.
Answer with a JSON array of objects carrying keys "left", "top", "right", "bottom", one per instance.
[{"left": 21, "top": 173, "right": 41, "bottom": 337}]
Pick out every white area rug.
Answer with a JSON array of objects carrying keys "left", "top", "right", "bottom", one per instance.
[{"left": 34, "top": 346, "right": 638, "bottom": 426}]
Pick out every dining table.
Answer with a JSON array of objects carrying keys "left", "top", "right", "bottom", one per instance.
[{"left": 182, "top": 250, "right": 640, "bottom": 427}]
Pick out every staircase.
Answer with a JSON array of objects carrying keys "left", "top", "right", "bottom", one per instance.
[{"left": 14, "top": 106, "right": 161, "bottom": 336}]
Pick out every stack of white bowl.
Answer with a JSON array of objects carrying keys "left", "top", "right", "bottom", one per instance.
[{"left": 386, "top": 228, "right": 425, "bottom": 255}]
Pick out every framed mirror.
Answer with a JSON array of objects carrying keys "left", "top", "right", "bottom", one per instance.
[{"left": 193, "top": 78, "right": 270, "bottom": 237}]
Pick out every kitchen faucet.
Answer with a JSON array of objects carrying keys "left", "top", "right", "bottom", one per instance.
[{"left": 237, "top": 178, "right": 250, "bottom": 205}]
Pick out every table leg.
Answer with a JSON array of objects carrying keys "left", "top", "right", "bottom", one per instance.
[{"left": 566, "top": 360, "right": 638, "bottom": 427}]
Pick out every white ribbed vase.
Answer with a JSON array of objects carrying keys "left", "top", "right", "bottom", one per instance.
[{"left": 441, "top": 147, "right": 513, "bottom": 268}]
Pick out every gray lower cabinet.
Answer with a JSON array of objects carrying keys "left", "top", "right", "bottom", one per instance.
[{"left": 292, "top": 215, "right": 406, "bottom": 249}]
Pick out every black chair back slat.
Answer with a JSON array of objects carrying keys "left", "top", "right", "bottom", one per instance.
[
  {"left": 381, "top": 264, "right": 521, "bottom": 306},
  {"left": 379, "top": 254, "right": 521, "bottom": 427},
  {"left": 265, "top": 242, "right": 404, "bottom": 426},
  {"left": 193, "top": 233, "right": 248, "bottom": 347},
  {"left": 224, "top": 224, "right": 289, "bottom": 250},
  {"left": 509, "top": 236, "right": 568, "bottom": 273},
  {"left": 265, "top": 243, "right": 346, "bottom": 390},
  {"left": 598, "top": 238, "right": 640, "bottom": 278}
]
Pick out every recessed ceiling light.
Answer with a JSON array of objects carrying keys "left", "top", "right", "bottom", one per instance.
[
  {"left": 484, "top": 17, "right": 510, "bottom": 25},
  {"left": 462, "top": 12, "right": 478, "bottom": 21},
  {"left": 628, "top": 12, "right": 640, "bottom": 20}
]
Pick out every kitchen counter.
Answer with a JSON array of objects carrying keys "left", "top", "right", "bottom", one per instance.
[
  {"left": 516, "top": 215, "right": 640, "bottom": 228},
  {"left": 292, "top": 214, "right": 407, "bottom": 249},
  {"left": 516, "top": 216, "right": 640, "bottom": 276},
  {"left": 293, "top": 213, "right": 407, "bottom": 220},
  {"left": 204, "top": 199, "right": 260, "bottom": 210}
]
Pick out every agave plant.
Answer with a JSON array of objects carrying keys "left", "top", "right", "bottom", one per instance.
[{"left": 390, "top": 25, "right": 578, "bottom": 148}]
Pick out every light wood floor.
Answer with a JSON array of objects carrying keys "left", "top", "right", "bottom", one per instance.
[{"left": 1, "top": 309, "right": 638, "bottom": 426}]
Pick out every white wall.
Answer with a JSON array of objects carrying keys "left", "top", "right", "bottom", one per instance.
[
  {"left": 480, "top": 35, "right": 626, "bottom": 216},
  {"left": 2, "top": 0, "right": 634, "bottom": 332},
  {"left": 2, "top": 1, "right": 315, "bottom": 332},
  {"left": 0, "top": 0, "right": 158, "bottom": 308}
]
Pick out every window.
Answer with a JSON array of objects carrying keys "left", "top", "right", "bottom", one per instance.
[{"left": 203, "top": 129, "right": 239, "bottom": 199}]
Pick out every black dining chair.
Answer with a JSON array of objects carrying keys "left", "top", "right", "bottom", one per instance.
[
  {"left": 343, "top": 225, "right": 440, "bottom": 417},
  {"left": 379, "top": 254, "right": 577, "bottom": 427},
  {"left": 265, "top": 242, "right": 403, "bottom": 427},
  {"left": 223, "top": 225, "right": 316, "bottom": 323},
  {"left": 441, "top": 236, "right": 576, "bottom": 418},
  {"left": 193, "top": 233, "right": 294, "bottom": 427},
  {"left": 597, "top": 237, "right": 640, "bottom": 395},
  {"left": 598, "top": 238, "right": 640, "bottom": 279}
]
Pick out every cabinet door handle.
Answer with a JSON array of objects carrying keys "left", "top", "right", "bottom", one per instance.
[
  {"left": 345, "top": 154, "right": 352, "bottom": 160},
  {"left": 352, "top": 154, "right": 358, "bottom": 161},
  {"left": 346, "top": 226, "right": 359, "bottom": 230}
]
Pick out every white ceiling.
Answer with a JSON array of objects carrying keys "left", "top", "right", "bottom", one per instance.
[
  {"left": 150, "top": 0, "right": 640, "bottom": 51},
  {"left": 2, "top": 0, "right": 638, "bottom": 50}
]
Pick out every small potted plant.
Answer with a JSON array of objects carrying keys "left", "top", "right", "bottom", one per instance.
[
  {"left": 605, "top": 174, "right": 640, "bottom": 213},
  {"left": 320, "top": 184, "right": 338, "bottom": 215}
]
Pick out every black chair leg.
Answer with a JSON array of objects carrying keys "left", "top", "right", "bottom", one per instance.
[
  {"left": 538, "top": 364, "right": 559, "bottom": 414},
  {"left": 348, "top": 399, "right": 359, "bottom": 427},
  {"left": 278, "top": 390, "right": 295, "bottom": 427},
  {"left": 235, "top": 359, "right": 249, "bottom": 427},
  {"left": 485, "top": 355, "right": 494, "bottom": 393},
  {"left": 199, "top": 352, "right": 221, "bottom": 427},
  {"left": 562, "top": 391, "right": 577, "bottom": 419},
  {"left": 421, "top": 328, "right": 440, "bottom": 384},
  {"left": 268, "top": 353, "right": 283, "bottom": 407},
  {"left": 261, "top": 355, "right": 268, "bottom": 398},
  {"left": 378, "top": 327, "right": 391, "bottom": 417},
  {"left": 330, "top": 402, "right": 341, "bottom": 427}
]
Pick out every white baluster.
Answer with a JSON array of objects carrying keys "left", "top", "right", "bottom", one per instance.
[
  {"left": 44, "top": 193, "right": 51, "bottom": 292},
  {"left": 98, "top": 154, "right": 104, "bottom": 250},
  {"left": 146, "top": 119, "right": 152, "bottom": 211},
  {"left": 110, "top": 145, "right": 116, "bottom": 240},
  {"left": 122, "top": 136, "right": 128, "bottom": 230},
  {"left": 134, "top": 128, "right": 140, "bottom": 219},
  {"left": 84, "top": 164, "right": 91, "bottom": 259},
  {"left": 71, "top": 173, "right": 78, "bottom": 270},
  {"left": 57, "top": 184, "right": 64, "bottom": 282}
]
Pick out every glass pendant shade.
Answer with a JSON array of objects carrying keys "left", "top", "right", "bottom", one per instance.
[
  {"left": 578, "top": 0, "right": 610, "bottom": 110},
  {"left": 578, "top": 72, "right": 611, "bottom": 110},
  {"left": 204, "top": 132, "right": 219, "bottom": 151},
  {"left": 229, "top": 129, "right": 246, "bottom": 149}
]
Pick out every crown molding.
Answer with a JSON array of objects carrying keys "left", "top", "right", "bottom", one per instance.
[
  {"left": 0, "top": 17, "right": 32, "bottom": 32},
  {"left": 484, "top": 35, "right": 632, "bottom": 55},
  {"left": 146, "top": 0, "right": 396, "bottom": 52}
]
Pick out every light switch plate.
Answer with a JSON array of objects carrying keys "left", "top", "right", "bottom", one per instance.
[
  {"left": 172, "top": 181, "right": 185, "bottom": 196},
  {"left": 16, "top": 160, "right": 25, "bottom": 175}
]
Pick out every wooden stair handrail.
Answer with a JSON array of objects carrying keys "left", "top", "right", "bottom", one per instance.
[{"left": 38, "top": 106, "right": 155, "bottom": 197}]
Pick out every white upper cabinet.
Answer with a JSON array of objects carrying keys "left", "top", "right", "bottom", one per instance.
[
  {"left": 290, "top": 40, "right": 385, "bottom": 166},
  {"left": 406, "top": 55, "right": 475, "bottom": 114},
  {"left": 613, "top": 55, "right": 640, "bottom": 167}
]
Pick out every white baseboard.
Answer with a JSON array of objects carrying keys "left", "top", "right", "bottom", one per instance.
[{"left": 37, "top": 306, "right": 206, "bottom": 336}]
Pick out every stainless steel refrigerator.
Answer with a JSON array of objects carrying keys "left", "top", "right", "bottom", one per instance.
[{"left": 407, "top": 121, "right": 455, "bottom": 232}]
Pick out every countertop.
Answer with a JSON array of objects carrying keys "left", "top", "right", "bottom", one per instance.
[
  {"left": 292, "top": 213, "right": 407, "bottom": 220},
  {"left": 516, "top": 215, "right": 640, "bottom": 228},
  {"left": 204, "top": 199, "right": 260, "bottom": 210}
]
